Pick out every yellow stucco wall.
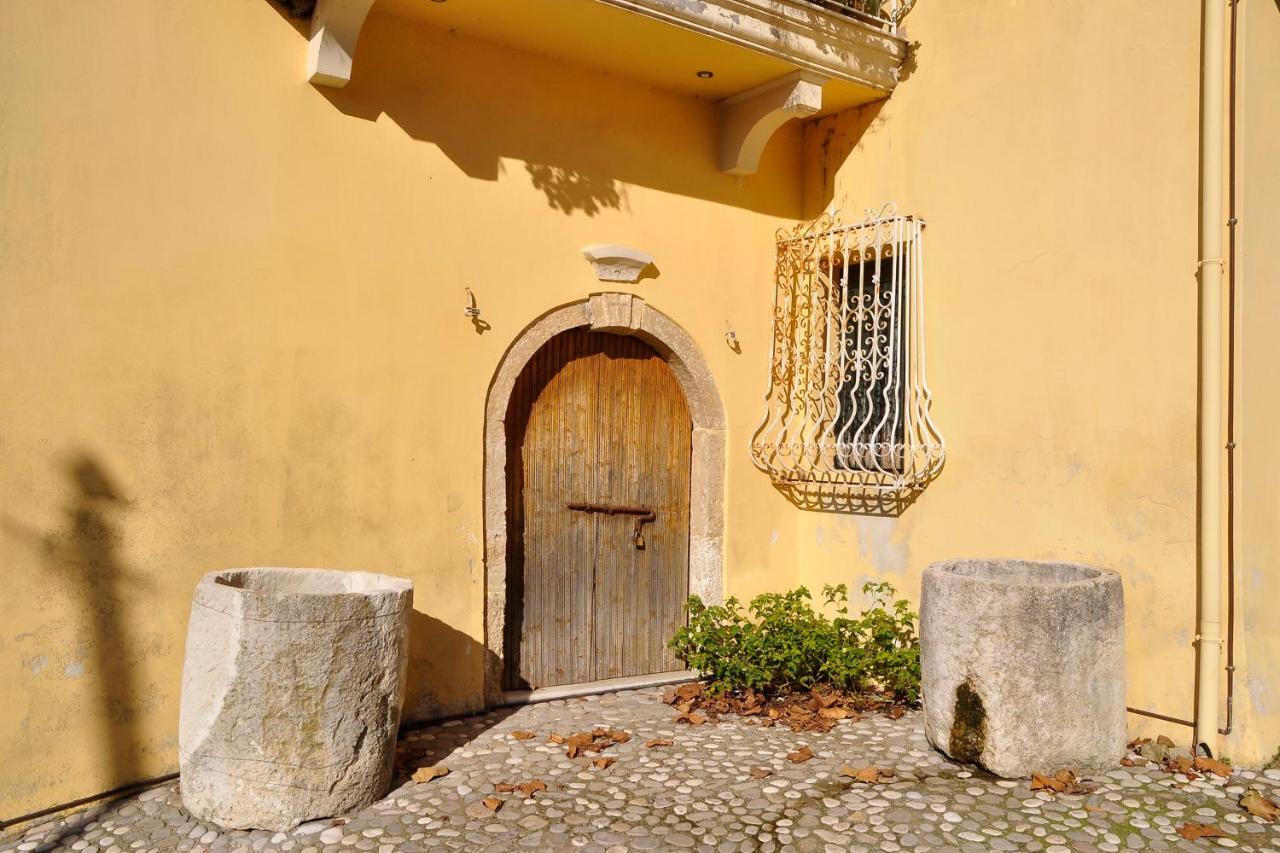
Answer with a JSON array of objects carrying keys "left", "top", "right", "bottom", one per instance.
[
  {"left": 0, "top": 0, "right": 805, "bottom": 818},
  {"left": 794, "top": 0, "right": 1207, "bottom": 750},
  {"left": 1233, "top": 0, "right": 1280, "bottom": 768},
  {"left": 0, "top": 0, "right": 1273, "bottom": 822}
]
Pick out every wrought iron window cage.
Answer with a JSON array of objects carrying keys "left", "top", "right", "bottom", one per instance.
[{"left": 749, "top": 203, "right": 944, "bottom": 513}]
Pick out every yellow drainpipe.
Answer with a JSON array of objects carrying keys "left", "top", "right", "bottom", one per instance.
[{"left": 1195, "top": 0, "right": 1226, "bottom": 755}]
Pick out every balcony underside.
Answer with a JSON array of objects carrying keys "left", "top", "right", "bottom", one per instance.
[{"left": 307, "top": 0, "right": 907, "bottom": 174}]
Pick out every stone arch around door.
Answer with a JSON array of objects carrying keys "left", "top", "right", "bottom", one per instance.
[{"left": 483, "top": 293, "right": 725, "bottom": 705}]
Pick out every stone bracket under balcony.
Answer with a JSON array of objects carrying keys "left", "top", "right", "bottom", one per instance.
[{"left": 720, "top": 71, "right": 827, "bottom": 175}]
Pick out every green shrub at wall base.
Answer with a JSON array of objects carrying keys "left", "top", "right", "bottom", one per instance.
[{"left": 668, "top": 582, "right": 921, "bottom": 702}]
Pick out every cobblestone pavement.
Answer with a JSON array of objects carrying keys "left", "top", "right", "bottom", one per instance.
[{"left": 5, "top": 687, "right": 1280, "bottom": 852}]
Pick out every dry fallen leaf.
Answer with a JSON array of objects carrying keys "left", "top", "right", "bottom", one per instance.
[
  {"left": 840, "top": 766, "right": 892, "bottom": 784},
  {"left": 786, "top": 746, "right": 815, "bottom": 763},
  {"left": 1156, "top": 734, "right": 1176, "bottom": 748},
  {"left": 1030, "top": 769, "right": 1096, "bottom": 795},
  {"left": 592, "top": 756, "right": 617, "bottom": 770},
  {"left": 1166, "top": 755, "right": 1198, "bottom": 779},
  {"left": 1176, "top": 822, "right": 1227, "bottom": 841},
  {"left": 749, "top": 767, "right": 773, "bottom": 780},
  {"left": 547, "top": 733, "right": 566, "bottom": 745},
  {"left": 645, "top": 738, "right": 674, "bottom": 748},
  {"left": 481, "top": 796, "right": 503, "bottom": 812},
  {"left": 1120, "top": 757, "right": 1136, "bottom": 767},
  {"left": 494, "top": 783, "right": 518, "bottom": 793},
  {"left": 411, "top": 765, "right": 449, "bottom": 783},
  {"left": 818, "top": 707, "right": 849, "bottom": 720},
  {"left": 607, "top": 729, "right": 632, "bottom": 744},
  {"left": 1193, "top": 757, "right": 1233, "bottom": 778},
  {"left": 509, "top": 730, "right": 536, "bottom": 741},
  {"left": 887, "top": 707, "right": 905, "bottom": 720},
  {"left": 518, "top": 780, "right": 548, "bottom": 798},
  {"left": 674, "top": 712, "right": 707, "bottom": 726},
  {"left": 1241, "top": 788, "right": 1280, "bottom": 822}
]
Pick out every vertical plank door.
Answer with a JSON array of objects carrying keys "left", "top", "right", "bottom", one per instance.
[{"left": 505, "top": 328, "right": 691, "bottom": 690}]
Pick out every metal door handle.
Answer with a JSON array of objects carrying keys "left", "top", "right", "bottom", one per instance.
[{"left": 566, "top": 502, "right": 656, "bottom": 549}]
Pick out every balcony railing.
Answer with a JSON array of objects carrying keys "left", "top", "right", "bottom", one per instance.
[{"left": 801, "top": 0, "right": 917, "bottom": 34}]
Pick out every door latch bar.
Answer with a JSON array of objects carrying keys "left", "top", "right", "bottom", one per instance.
[{"left": 566, "top": 501, "right": 656, "bottom": 549}]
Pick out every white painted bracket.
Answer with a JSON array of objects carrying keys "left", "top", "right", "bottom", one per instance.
[
  {"left": 307, "top": 0, "right": 377, "bottom": 88},
  {"left": 582, "top": 244, "right": 655, "bottom": 284},
  {"left": 719, "top": 70, "right": 826, "bottom": 176}
]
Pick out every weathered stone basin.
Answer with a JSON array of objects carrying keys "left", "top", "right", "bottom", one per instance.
[
  {"left": 179, "top": 568, "right": 413, "bottom": 831},
  {"left": 920, "top": 559, "right": 1125, "bottom": 778}
]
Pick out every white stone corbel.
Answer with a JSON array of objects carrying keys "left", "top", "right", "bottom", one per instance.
[
  {"left": 719, "top": 70, "right": 826, "bottom": 176},
  {"left": 307, "top": 0, "right": 377, "bottom": 88},
  {"left": 582, "top": 244, "right": 655, "bottom": 284}
]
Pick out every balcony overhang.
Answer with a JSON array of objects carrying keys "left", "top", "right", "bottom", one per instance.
[
  {"left": 593, "top": 0, "right": 905, "bottom": 93},
  {"left": 307, "top": 0, "right": 908, "bottom": 174}
]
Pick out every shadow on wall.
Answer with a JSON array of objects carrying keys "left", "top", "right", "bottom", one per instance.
[
  {"left": 303, "top": 6, "right": 805, "bottom": 218},
  {"left": 801, "top": 99, "right": 888, "bottom": 220},
  {"left": 403, "top": 610, "right": 494, "bottom": 723},
  {"left": 1, "top": 454, "right": 152, "bottom": 813}
]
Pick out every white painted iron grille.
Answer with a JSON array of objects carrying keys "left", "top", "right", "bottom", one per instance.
[{"left": 750, "top": 204, "right": 944, "bottom": 509}]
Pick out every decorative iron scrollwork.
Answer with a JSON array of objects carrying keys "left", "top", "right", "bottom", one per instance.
[{"left": 750, "top": 204, "right": 944, "bottom": 511}]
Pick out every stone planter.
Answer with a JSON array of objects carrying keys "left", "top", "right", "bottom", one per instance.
[
  {"left": 179, "top": 568, "right": 413, "bottom": 831},
  {"left": 920, "top": 559, "right": 1125, "bottom": 778}
]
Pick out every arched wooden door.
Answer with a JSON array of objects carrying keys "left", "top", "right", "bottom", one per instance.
[{"left": 504, "top": 328, "right": 691, "bottom": 690}]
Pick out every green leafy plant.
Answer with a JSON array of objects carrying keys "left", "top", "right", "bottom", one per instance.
[{"left": 669, "top": 582, "right": 920, "bottom": 703}]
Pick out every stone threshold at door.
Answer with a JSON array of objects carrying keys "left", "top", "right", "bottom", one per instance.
[{"left": 500, "top": 670, "right": 695, "bottom": 708}]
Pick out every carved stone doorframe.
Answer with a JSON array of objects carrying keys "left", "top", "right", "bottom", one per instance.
[{"left": 483, "top": 293, "right": 726, "bottom": 705}]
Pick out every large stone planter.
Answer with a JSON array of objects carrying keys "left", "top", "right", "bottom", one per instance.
[
  {"left": 920, "top": 559, "right": 1125, "bottom": 778},
  {"left": 179, "top": 568, "right": 413, "bottom": 831}
]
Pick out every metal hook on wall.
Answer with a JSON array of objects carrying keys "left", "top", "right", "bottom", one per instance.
[
  {"left": 464, "top": 288, "right": 489, "bottom": 334},
  {"left": 725, "top": 321, "right": 741, "bottom": 353}
]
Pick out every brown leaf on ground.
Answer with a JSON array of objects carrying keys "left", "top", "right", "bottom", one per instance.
[
  {"left": 592, "top": 756, "right": 617, "bottom": 769},
  {"left": 645, "top": 738, "right": 674, "bottom": 748},
  {"left": 547, "top": 733, "right": 566, "bottom": 745},
  {"left": 564, "top": 730, "right": 616, "bottom": 759},
  {"left": 1030, "top": 770, "right": 1096, "bottom": 795},
  {"left": 1193, "top": 757, "right": 1233, "bottom": 778},
  {"left": 1176, "top": 822, "right": 1227, "bottom": 841},
  {"left": 509, "top": 730, "right": 536, "bottom": 741},
  {"left": 411, "top": 765, "right": 449, "bottom": 783},
  {"left": 839, "top": 766, "right": 891, "bottom": 784},
  {"left": 481, "top": 796, "right": 503, "bottom": 812},
  {"left": 1164, "top": 755, "right": 1200, "bottom": 780},
  {"left": 1120, "top": 757, "right": 1136, "bottom": 767},
  {"left": 674, "top": 712, "right": 707, "bottom": 726},
  {"left": 1241, "top": 788, "right": 1280, "bottom": 822},
  {"left": 749, "top": 767, "right": 773, "bottom": 780},
  {"left": 1156, "top": 734, "right": 1176, "bottom": 747},
  {"left": 607, "top": 729, "right": 632, "bottom": 744},
  {"left": 657, "top": 682, "right": 907, "bottom": 733},
  {"left": 663, "top": 683, "right": 703, "bottom": 706},
  {"left": 493, "top": 783, "right": 518, "bottom": 793},
  {"left": 787, "top": 746, "right": 815, "bottom": 763},
  {"left": 518, "top": 780, "right": 548, "bottom": 798}
]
